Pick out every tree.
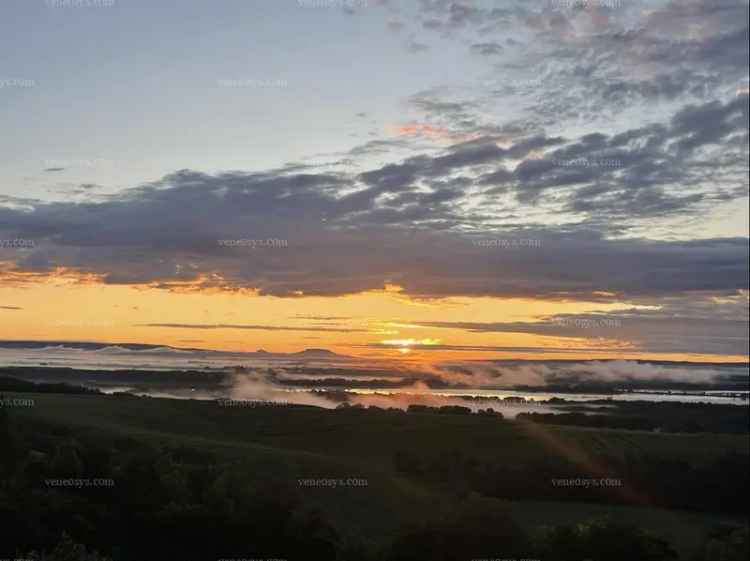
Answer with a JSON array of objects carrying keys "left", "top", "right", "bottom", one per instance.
[
  {"left": 535, "top": 518, "right": 678, "bottom": 561},
  {"left": 389, "top": 495, "right": 531, "bottom": 561},
  {"left": 0, "top": 403, "right": 14, "bottom": 476},
  {"left": 27, "top": 532, "right": 112, "bottom": 561}
]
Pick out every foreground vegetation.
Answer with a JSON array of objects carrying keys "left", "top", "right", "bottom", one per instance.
[{"left": 1, "top": 385, "right": 748, "bottom": 560}]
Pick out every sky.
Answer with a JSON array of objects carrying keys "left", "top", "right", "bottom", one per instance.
[{"left": 0, "top": 0, "right": 748, "bottom": 363}]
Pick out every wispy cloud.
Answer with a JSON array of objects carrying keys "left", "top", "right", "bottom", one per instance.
[{"left": 139, "top": 323, "right": 370, "bottom": 333}]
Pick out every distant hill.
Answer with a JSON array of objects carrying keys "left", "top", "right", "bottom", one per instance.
[
  {"left": 291, "top": 348, "right": 341, "bottom": 358},
  {"left": 0, "top": 340, "right": 353, "bottom": 360}
]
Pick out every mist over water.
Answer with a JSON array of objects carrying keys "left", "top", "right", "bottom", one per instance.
[{"left": 2, "top": 343, "right": 747, "bottom": 410}]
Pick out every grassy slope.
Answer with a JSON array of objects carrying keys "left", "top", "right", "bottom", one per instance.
[{"left": 6, "top": 391, "right": 749, "bottom": 556}]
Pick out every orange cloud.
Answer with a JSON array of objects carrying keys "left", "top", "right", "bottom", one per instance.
[{"left": 385, "top": 122, "right": 481, "bottom": 144}]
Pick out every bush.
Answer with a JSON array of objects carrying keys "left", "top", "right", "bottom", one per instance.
[
  {"left": 388, "top": 495, "right": 531, "bottom": 561},
  {"left": 26, "top": 532, "right": 112, "bottom": 561},
  {"left": 535, "top": 518, "right": 678, "bottom": 561}
]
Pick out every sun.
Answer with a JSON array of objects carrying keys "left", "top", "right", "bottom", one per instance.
[{"left": 379, "top": 338, "right": 441, "bottom": 356}]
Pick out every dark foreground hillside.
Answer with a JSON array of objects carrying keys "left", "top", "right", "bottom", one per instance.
[{"left": 1, "top": 389, "right": 748, "bottom": 560}]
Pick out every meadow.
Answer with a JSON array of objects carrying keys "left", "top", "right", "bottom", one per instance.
[{"left": 2, "top": 387, "right": 748, "bottom": 560}]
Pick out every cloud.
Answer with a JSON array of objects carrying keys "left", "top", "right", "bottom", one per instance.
[
  {"left": 0, "top": 111, "right": 747, "bottom": 303},
  {"left": 386, "top": 0, "right": 748, "bottom": 141},
  {"left": 406, "top": 34, "right": 431, "bottom": 53},
  {"left": 292, "top": 315, "right": 353, "bottom": 321},
  {"left": 482, "top": 95, "right": 748, "bottom": 214},
  {"left": 385, "top": 122, "right": 480, "bottom": 144},
  {"left": 406, "top": 291, "right": 749, "bottom": 356},
  {"left": 470, "top": 42, "right": 503, "bottom": 56},
  {"left": 387, "top": 19, "right": 405, "bottom": 32},
  {"left": 357, "top": 343, "right": 619, "bottom": 354},
  {"left": 140, "top": 323, "right": 370, "bottom": 333}
]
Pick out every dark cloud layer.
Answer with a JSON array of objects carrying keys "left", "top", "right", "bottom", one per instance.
[
  {"left": 1, "top": 94, "right": 747, "bottom": 302},
  {"left": 409, "top": 291, "right": 750, "bottom": 356}
]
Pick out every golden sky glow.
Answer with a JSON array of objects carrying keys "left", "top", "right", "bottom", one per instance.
[{"left": 1, "top": 273, "right": 745, "bottom": 363}]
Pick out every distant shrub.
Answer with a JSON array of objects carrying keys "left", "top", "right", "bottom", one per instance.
[
  {"left": 534, "top": 518, "right": 678, "bottom": 561},
  {"left": 26, "top": 532, "right": 112, "bottom": 561}
]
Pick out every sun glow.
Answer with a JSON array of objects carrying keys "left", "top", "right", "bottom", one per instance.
[{"left": 380, "top": 338, "right": 442, "bottom": 347}]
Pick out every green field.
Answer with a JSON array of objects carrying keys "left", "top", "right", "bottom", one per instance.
[{"left": 3, "top": 390, "right": 747, "bottom": 559}]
